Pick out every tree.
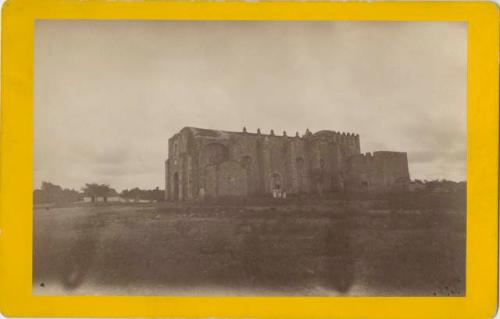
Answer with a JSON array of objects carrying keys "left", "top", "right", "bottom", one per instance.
[
  {"left": 431, "top": 179, "right": 467, "bottom": 193},
  {"left": 120, "top": 187, "right": 164, "bottom": 202},
  {"left": 150, "top": 187, "right": 164, "bottom": 202},
  {"left": 121, "top": 187, "right": 142, "bottom": 201},
  {"left": 41, "top": 182, "right": 63, "bottom": 203},
  {"left": 33, "top": 182, "right": 82, "bottom": 204},
  {"left": 82, "top": 183, "right": 99, "bottom": 202},
  {"left": 82, "top": 183, "right": 116, "bottom": 202}
]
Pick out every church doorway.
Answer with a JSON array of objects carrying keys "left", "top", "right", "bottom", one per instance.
[
  {"left": 270, "top": 172, "right": 283, "bottom": 198},
  {"left": 173, "top": 172, "right": 180, "bottom": 200}
]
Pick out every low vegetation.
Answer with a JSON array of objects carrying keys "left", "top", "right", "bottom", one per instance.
[
  {"left": 33, "top": 192, "right": 465, "bottom": 296},
  {"left": 33, "top": 181, "right": 164, "bottom": 205}
]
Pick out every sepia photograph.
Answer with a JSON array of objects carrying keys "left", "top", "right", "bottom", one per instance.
[{"left": 33, "top": 20, "right": 466, "bottom": 296}]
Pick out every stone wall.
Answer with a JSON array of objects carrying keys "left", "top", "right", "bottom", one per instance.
[
  {"left": 217, "top": 161, "right": 247, "bottom": 196},
  {"left": 165, "top": 127, "right": 409, "bottom": 200},
  {"left": 344, "top": 151, "right": 410, "bottom": 192}
]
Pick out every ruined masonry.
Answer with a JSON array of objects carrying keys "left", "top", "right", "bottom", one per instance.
[{"left": 165, "top": 127, "right": 410, "bottom": 201}]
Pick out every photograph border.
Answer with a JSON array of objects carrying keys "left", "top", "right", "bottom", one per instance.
[{"left": 1, "top": 0, "right": 498, "bottom": 318}]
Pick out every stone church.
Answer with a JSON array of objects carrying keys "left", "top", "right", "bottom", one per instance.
[{"left": 165, "top": 127, "right": 410, "bottom": 201}]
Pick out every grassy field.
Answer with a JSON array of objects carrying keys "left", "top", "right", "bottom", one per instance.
[{"left": 33, "top": 194, "right": 465, "bottom": 296}]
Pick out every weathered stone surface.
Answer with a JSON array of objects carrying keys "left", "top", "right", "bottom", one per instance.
[{"left": 165, "top": 127, "right": 410, "bottom": 200}]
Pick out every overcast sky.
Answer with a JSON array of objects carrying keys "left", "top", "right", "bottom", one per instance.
[{"left": 34, "top": 21, "right": 467, "bottom": 191}]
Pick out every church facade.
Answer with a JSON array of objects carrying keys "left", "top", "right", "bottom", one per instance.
[{"left": 165, "top": 127, "right": 410, "bottom": 201}]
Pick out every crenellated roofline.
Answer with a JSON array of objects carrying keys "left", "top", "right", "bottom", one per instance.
[{"left": 174, "top": 126, "right": 359, "bottom": 141}]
